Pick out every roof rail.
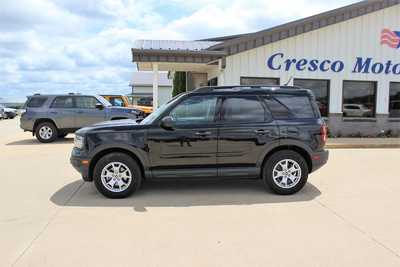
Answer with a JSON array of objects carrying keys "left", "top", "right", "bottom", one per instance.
[{"left": 193, "top": 85, "right": 305, "bottom": 93}]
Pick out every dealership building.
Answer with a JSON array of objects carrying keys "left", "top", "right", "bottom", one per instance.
[{"left": 132, "top": 0, "right": 400, "bottom": 135}]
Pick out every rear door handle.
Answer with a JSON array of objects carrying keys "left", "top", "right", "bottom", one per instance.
[
  {"left": 254, "top": 129, "right": 270, "bottom": 135},
  {"left": 195, "top": 131, "right": 212, "bottom": 137}
]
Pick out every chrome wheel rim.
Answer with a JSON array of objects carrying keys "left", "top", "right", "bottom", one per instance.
[
  {"left": 101, "top": 162, "right": 133, "bottom": 193},
  {"left": 39, "top": 126, "right": 53, "bottom": 140},
  {"left": 272, "top": 159, "right": 302, "bottom": 189}
]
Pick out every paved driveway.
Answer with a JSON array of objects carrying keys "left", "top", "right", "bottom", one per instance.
[{"left": 1, "top": 118, "right": 400, "bottom": 267}]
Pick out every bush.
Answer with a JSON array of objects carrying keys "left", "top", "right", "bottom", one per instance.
[{"left": 172, "top": 72, "right": 186, "bottom": 97}]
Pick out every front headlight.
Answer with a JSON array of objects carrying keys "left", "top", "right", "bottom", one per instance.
[{"left": 74, "top": 135, "right": 85, "bottom": 149}]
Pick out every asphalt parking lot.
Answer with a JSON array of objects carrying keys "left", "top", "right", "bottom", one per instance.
[{"left": 1, "top": 118, "right": 400, "bottom": 267}]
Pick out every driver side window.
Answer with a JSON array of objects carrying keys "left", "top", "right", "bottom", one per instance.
[{"left": 169, "top": 96, "right": 217, "bottom": 124}]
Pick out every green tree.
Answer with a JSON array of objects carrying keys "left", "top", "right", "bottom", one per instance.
[{"left": 172, "top": 72, "right": 186, "bottom": 97}]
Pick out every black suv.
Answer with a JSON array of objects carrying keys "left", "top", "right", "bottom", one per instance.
[{"left": 71, "top": 86, "right": 329, "bottom": 198}]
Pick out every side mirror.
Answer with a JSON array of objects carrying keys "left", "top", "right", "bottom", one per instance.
[
  {"left": 160, "top": 116, "right": 174, "bottom": 130},
  {"left": 96, "top": 103, "right": 104, "bottom": 110}
]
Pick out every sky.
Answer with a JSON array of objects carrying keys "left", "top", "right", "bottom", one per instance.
[{"left": 0, "top": 0, "right": 359, "bottom": 102}]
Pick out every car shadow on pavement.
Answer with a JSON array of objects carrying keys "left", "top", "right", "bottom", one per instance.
[
  {"left": 51, "top": 179, "right": 321, "bottom": 212},
  {"left": 6, "top": 138, "right": 74, "bottom": 146}
]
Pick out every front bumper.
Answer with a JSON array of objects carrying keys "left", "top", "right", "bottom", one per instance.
[
  {"left": 70, "top": 148, "right": 91, "bottom": 181},
  {"left": 311, "top": 149, "right": 329, "bottom": 172}
]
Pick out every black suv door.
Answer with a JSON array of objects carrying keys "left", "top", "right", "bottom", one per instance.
[
  {"left": 148, "top": 95, "right": 219, "bottom": 178},
  {"left": 217, "top": 95, "right": 279, "bottom": 178}
]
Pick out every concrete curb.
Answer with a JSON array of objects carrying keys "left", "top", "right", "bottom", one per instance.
[{"left": 326, "top": 144, "right": 400, "bottom": 149}]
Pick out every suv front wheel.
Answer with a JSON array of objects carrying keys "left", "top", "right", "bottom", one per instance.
[
  {"left": 35, "top": 122, "right": 58, "bottom": 143},
  {"left": 263, "top": 150, "right": 309, "bottom": 195},
  {"left": 93, "top": 153, "right": 142, "bottom": 198}
]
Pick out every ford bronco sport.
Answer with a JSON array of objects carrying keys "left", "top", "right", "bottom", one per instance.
[{"left": 70, "top": 86, "right": 329, "bottom": 198}]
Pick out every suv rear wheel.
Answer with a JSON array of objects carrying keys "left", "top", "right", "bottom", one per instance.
[
  {"left": 35, "top": 122, "right": 58, "bottom": 143},
  {"left": 263, "top": 150, "right": 309, "bottom": 195},
  {"left": 93, "top": 153, "right": 142, "bottom": 198}
]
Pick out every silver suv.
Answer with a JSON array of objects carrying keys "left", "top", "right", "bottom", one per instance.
[{"left": 20, "top": 94, "right": 144, "bottom": 143}]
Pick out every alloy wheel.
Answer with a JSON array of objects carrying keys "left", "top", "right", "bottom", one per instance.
[
  {"left": 100, "top": 162, "right": 133, "bottom": 193},
  {"left": 272, "top": 159, "right": 302, "bottom": 189},
  {"left": 39, "top": 126, "right": 53, "bottom": 140}
]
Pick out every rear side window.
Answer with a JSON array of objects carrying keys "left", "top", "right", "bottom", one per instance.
[
  {"left": 51, "top": 96, "right": 74, "bottom": 108},
  {"left": 75, "top": 96, "right": 99, "bottom": 109},
  {"left": 26, "top": 97, "right": 47, "bottom": 108},
  {"left": 221, "top": 96, "right": 268, "bottom": 123},
  {"left": 264, "top": 95, "right": 316, "bottom": 119}
]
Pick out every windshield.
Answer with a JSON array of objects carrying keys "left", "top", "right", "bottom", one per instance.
[
  {"left": 96, "top": 95, "right": 112, "bottom": 107},
  {"left": 140, "top": 93, "right": 186, "bottom": 125}
]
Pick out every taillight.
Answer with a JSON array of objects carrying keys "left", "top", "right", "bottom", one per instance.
[{"left": 320, "top": 124, "right": 328, "bottom": 145}]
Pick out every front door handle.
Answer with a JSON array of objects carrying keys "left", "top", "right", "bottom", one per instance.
[
  {"left": 195, "top": 131, "right": 212, "bottom": 137},
  {"left": 254, "top": 129, "right": 270, "bottom": 135}
]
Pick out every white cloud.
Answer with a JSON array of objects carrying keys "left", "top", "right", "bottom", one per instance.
[{"left": 0, "top": 0, "right": 359, "bottom": 102}]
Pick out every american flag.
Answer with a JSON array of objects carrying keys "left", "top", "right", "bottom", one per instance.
[{"left": 381, "top": 28, "right": 400, "bottom": 49}]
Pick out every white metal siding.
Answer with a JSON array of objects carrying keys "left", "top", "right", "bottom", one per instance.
[{"left": 222, "top": 5, "right": 400, "bottom": 115}]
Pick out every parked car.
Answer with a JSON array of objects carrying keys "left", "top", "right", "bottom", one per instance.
[
  {"left": 343, "top": 104, "right": 372, "bottom": 117},
  {"left": 71, "top": 86, "right": 329, "bottom": 198},
  {"left": 101, "top": 95, "right": 153, "bottom": 116},
  {"left": 0, "top": 106, "right": 4, "bottom": 119},
  {"left": 0, "top": 105, "right": 17, "bottom": 119},
  {"left": 20, "top": 94, "right": 145, "bottom": 143}
]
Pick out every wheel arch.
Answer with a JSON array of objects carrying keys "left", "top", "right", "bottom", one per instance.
[
  {"left": 260, "top": 145, "right": 312, "bottom": 175},
  {"left": 88, "top": 147, "right": 145, "bottom": 181},
  {"left": 33, "top": 118, "right": 58, "bottom": 134}
]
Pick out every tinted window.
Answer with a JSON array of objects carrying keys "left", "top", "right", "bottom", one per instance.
[
  {"left": 389, "top": 82, "right": 400, "bottom": 118},
  {"left": 51, "top": 96, "right": 74, "bottom": 108},
  {"left": 222, "top": 96, "right": 267, "bottom": 123},
  {"left": 343, "top": 81, "right": 376, "bottom": 117},
  {"left": 169, "top": 96, "right": 217, "bottom": 124},
  {"left": 75, "top": 96, "right": 99, "bottom": 109},
  {"left": 240, "top": 77, "right": 279, "bottom": 86},
  {"left": 263, "top": 97, "right": 291, "bottom": 119},
  {"left": 26, "top": 97, "right": 47, "bottom": 108},
  {"left": 264, "top": 95, "right": 316, "bottom": 119},
  {"left": 293, "top": 79, "right": 329, "bottom": 117}
]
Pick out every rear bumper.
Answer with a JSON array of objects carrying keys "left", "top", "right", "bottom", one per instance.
[
  {"left": 20, "top": 116, "right": 34, "bottom": 132},
  {"left": 70, "top": 148, "right": 91, "bottom": 181},
  {"left": 311, "top": 149, "right": 329, "bottom": 172}
]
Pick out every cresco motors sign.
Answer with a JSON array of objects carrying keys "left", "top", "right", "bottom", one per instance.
[{"left": 266, "top": 52, "right": 400, "bottom": 75}]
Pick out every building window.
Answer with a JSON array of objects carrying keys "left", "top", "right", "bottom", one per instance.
[
  {"left": 207, "top": 77, "right": 218, "bottom": 86},
  {"left": 240, "top": 77, "right": 279, "bottom": 86},
  {"left": 293, "top": 79, "right": 329, "bottom": 117},
  {"left": 342, "top": 81, "right": 376, "bottom": 118},
  {"left": 389, "top": 82, "right": 400, "bottom": 118}
]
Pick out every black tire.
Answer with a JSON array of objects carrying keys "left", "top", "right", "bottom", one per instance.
[
  {"left": 262, "top": 150, "right": 309, "bottom": 195},
  {"left": 35, "top": 122, "right": 58, "bottom": 143},
  {"left": 93, "top": 153, "right": 142, "bottom": 198}
]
